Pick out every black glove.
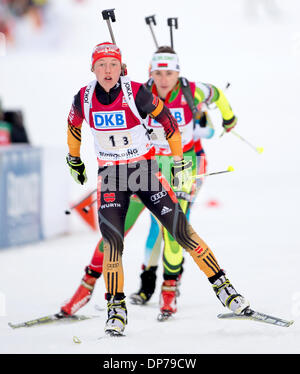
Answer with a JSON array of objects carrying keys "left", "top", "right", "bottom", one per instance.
[
  {"left": 66, "top": 154, "right": 87, "bottom": 185},
  {"left": 171, "top": 159, "right": 193, "bottom": 189}
]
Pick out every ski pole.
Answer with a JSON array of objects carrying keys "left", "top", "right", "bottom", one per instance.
[
  {"left": 220, "top": 127, "right": 264, "bottom": 154},
  {"left": 65, "top": 189, "right": 97, "bottom": 215},
  {"left": 145, "top": 15, "right": 159, "bottom": 49},
  {"left": 192, "top": 165, "right": 234, "bottom": 179},
  {"left": 101, "top": 9, "right": 117, "bottom": 44},
  {"left": 230, "top": 130, "right": 264, "bottom": 154},
  {"left": 216, "top": 83, "right": 264, "bottom": 154},
  {"left": 167, "top": 17, "right": 178, "bottom": 49}
]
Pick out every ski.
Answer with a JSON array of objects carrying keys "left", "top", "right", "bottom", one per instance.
[
  {"left": 8, "top": 312, "right": 99, "bottom": 329},
  {"left": 217, "top": 308, "right": 294, "bottom": 328},
  {"left": 157, "top": 311, "right": 173, "bottom": 322}
]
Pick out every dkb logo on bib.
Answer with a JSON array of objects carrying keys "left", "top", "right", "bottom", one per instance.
[{"left": 93, "top": 111, "right": 127, "bottom": 130}]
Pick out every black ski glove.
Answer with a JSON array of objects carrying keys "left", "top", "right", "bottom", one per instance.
[{"left": 66, "top": 154, "right": 87, "bottom": 185}]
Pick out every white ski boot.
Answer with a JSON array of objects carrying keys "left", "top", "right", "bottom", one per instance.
[
  {"left": 212, "top": 274, "right": 250, "bottom": 315},
  {"left": 104, "top": 294, "right": 127, "bottom": 336}
]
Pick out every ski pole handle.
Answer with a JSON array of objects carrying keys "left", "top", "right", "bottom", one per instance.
[
  {"left": 145, "top": 15, "right": 157, "bottom": 25},
  {"left": 102, "top": 8, "right": 116, "bottom": 22},
  {"left": 102, "top": 9, "right": 117, "bottom": 44}
]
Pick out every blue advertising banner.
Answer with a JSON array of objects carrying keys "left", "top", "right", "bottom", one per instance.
[{"left": 0, "top": 145, "right": 43, "bottom": 249}]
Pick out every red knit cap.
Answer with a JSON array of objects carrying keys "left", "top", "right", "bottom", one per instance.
[{"left": 91, "top": 42, "right": 122, "bottom": 68}]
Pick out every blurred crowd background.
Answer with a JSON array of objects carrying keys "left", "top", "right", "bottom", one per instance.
[
  {"left": 0, "top": 0, "right": 89, "bottom": 145},
  {"left": 0, "top": 0, "right": 283, "bottom": 51},
  {"left": 0, "top": 0, "right": 50, "bottom": 45}
]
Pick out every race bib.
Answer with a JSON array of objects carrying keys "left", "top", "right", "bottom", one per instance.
[
  {"left": 151, "top": 108, "right": 185, "bottom": 128},
  {"left": 149, "top": 108, "right": 187, "bottom": 142},
  {"left": 96, "top": 130, "right": 132, "bottom": 150}
]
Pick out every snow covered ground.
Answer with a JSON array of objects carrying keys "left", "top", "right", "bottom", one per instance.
[{"left": 0, "top": 0, "right": 300, "bottom": 354}]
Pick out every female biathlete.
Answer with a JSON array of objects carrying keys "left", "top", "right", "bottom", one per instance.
[{"left": 62, "top": 42, "right": 247, "bottom": 335}]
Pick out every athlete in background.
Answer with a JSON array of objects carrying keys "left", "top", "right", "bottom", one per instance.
[{"left": 129, "top": 46, "right": 237, "bottom": 318}]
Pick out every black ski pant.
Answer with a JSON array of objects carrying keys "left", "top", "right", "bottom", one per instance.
[{"left": 97, "top": 158, "right": 221, "bottom": 296}]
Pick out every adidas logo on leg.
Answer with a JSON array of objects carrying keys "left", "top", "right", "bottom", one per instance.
[{"left": 161, "top": 206, "right": 172, "bottom": 216}]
